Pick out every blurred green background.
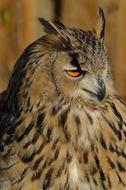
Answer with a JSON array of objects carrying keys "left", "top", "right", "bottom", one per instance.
[{"left": 0, "top": 0, "right": 126, "bottom": 101}]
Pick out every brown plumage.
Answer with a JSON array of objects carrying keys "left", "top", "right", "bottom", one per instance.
[{"left": 0, "top": 8, "right": 126, "bottom": 190}]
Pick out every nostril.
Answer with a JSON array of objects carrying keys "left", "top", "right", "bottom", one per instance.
[{"left": 97, "top": 76, "right": 104, "bottom": 88}]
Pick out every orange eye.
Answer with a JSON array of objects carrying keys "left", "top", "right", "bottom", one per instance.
[{"left": 65, "top": 70, "right": 81, "bottom": 77}]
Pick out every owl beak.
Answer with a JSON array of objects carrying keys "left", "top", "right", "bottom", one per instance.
[
  {"left": 96, "top": 76, "right": 106, "bottom": 101},
  {"left": 82, "top": 76, "right": 106, "bottom": 101}
]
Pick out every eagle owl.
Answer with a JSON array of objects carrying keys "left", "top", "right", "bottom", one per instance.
[{"left": 0, "top": 8, "right": 126, "bottom": 190}]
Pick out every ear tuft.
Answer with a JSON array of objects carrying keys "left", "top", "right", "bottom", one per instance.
[
  {"left": 53, "top": 20, "right": 66, "bottom": 30},
  {"left": 38, "top": 18, "right": 72, "bottom": 50},
  {"left": 93, "top": 8, "right": 105, "bottom": 41},
  {"left": 38, "top": 18, "right": 61, "bottom": 35}
]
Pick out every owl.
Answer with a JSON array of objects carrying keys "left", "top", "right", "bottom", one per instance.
[{"left": 0, "top": 8, "right": 126, "bottom": 190}]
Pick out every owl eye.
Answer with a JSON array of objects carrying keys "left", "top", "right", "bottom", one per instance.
[{"left": 64, "top": 69, "right": 81, "bottom": 78}]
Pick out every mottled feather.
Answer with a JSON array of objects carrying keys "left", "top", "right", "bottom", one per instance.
[{"left": 0, "top": 9, "right": 126, "bottom": 190}]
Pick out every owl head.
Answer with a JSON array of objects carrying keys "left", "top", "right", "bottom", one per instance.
[{"left": 7, "top": 8, "right": 114, "bottom": 112}]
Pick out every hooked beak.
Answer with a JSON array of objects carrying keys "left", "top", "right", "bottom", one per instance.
[{"left": 82, "top": 76, "right": 106, "bottom": 101}]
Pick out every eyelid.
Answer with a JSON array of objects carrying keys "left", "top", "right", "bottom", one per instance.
[{"left": 63, "top": 65, "right": 80, "bottom": 71}]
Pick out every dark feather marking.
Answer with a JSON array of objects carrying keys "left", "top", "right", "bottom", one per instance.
[
  {"left": 36, "top": 101, "right": 41, "bottom": 108},
  {"left": 23, "top": 90, "right": 28, "bottom": 98},
  {"left": 109, "top": 143, "right": 126, "bottom": 160},
  {"left": 107, "top": 175, "right": 112, "bottom": 188},
  {"left": 60, "top": 36, "right": 72, "bottom": 50},
  {"left": 56, "top": 162, "right": 65, "bottom": 177},
  {"left": 111, "top": 103, "right": 123, "bottom": 122},
  {"left": 59, "top": 107, "right": 71, "bottom": 141},
  {"left": 46, "top": 127, "right": 53, "bottom": 142},
  {"left": 0, "top": 113, "right": 22, "bottom": 143},
  {"left": 107, "top": 157, "right": 115, "bottom": 169},
  {"left": 39, "top": 18, "right": 59, "bottom": 35},
  {"left": 17, "top": 122, "right": 34, "bottom": 142},
  {"left": 26, "top": 97, "right": 31, "bottom": 109},
  {"left": 90, "top": 165, "right": 97, "bottom": 175},
  {"left": 116, "top": 161, "right": 125, "bottom": 172},
  {"left": 83, "top": 150, "right": 88, "bottom": 164},
  {"left": 117, "top": 120, "right": 123, "bottom": 130},
  {"left": 74, "top": 115, "right": 81, "bottom": 126},
  {"left": 36, "top": 142, "right": 45, "bottom": 154},
  {"left": 117, "top": 149, "right": 126, "bottom": 160},
  {"left": 53, "top": 20, "right": 66, "bottom": 30},
  {"left": 32, "top": 131, "right": 39, "bottom": 144},
  {"left": 99, "top": 134, "right": 107, "bottom": 150},
  {"left": 51, "top": 105, "right": 61, "bottom": 115},
  {"left": 21, "top": 150, "right": 36, "bottom": 163},
  {"left": 32, "top": 169, "right": 43, "bottom": 180},
  {"left": 0, "top": 142, "right": 5, "bottom": 152},
  {"left": 123, "top": 130, "right": 126, "bottom": 138},
  {"left": 99, "top": 168, "right": 106, "bottom": 181},
  {"left": 85, "top": 173, "right": 94, "bottom": 190},
  {"left": 109, "top": 143, "right": 115, "bottom": 153},
  {"left": 33, "top": 155, "right": 44, "bottom": 170},
  {"left": 14, "top": 118, "right": 23, "bottom": 128},
  {"left": 52, "top": 138, "right": 59, "bottom": 150},
  {"left": 43, "top": 168, "right": 54, "bottom": 190},
  {"left": 85, "top": 111, "right": 93, "bottom": 125},
  {"left": 62, "top": 124, "right": 71, "bottom": 142},
  {"left": 18, "top": 167, "right": 29, "bottom": 183},
  {"left": 99, "top": 169, "right": 106, "bottom": 190},
  {"left": 66, "top": 151, "right": 72, "bottom": 163},
  {"left": 54, "top": 148, "right": 60, "bottom": 160},
  {"left": 93, "top": 178, "right": 98, "bottom": 186},
  {"left": 23, "top": 141, "right": 30, "bottom": 149},
  {"left": 94, "top": 154, "right": 100, "bottom": 169},
  {"left": 37, "top": 112, "right": 45, "bottom": 127},
  {"left": 115, "top": 95, "right": 126, "bottom": 108},
  {"left": 116, "top": 172, "right": 125, "bottom": 186},
  {"left": 102, "top": 115, "right": 122, "bottom": 140},
  {"left": 74, "top": 114, "right": 82, "bottom": 137},
  {"left": 59, "top": 108, "right": 70, "bottom": 125},
  {"left": 21, "top": 154, "right": 34, "bottom": 164},
  {"left": 44, "top": 158, "right": 54, "bottom": 168},
  {"left": 64, "top": 173, "right": 69, "bottom": 190},
  {"left": 32, "top": 152, "right": 55, "bottom": 180},
  {"left": 24, "top": 77, "right": 32, "bottom": 88}
]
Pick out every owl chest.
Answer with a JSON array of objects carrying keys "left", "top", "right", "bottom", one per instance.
[
  {"left": 15, "top": 106, "right": 121, "bottom": 190},
  {"left": 34, "top": 124, "right": 97, "bottom": 190},
  {"left": 35, "top": 107, "right": 101, "bottom": 189}
]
